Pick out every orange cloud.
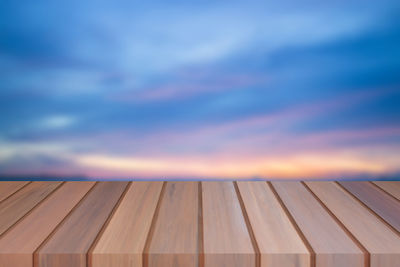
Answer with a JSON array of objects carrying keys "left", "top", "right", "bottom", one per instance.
[{"left": 75, "top": 148, "right": 399, "bottom": 179}]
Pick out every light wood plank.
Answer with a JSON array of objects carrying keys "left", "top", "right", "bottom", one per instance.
[
  {"left": 306, "top": 181, "right": 400, "bottom": 267},
  {"left": 147, "top": 182, "right": 198, "bottom": 267},
  {"left": 202, "top": 182, "right": 255, "bottom": 267},
  {"left": 90, "top": 182, "right": 163, "bottom": 267},
  {"left": 0, "top": 180, "right": 399, "bottom": 267},
  {"left": 373, "top": 181, "right": 400, "bottom": 201},
  {"left": 271, "top": 182, "right": 364, "bottom": 267},
  {"left": 340, "top": 181, "right": 400, "bottom": 233},
  {"left": 0, "top": 182, "right": 29, "bottom": 202},
  {"left": 0, "top": 181, "right": 62, "bottom": 235},
  {"left": 35, "top": 182, "right": 129, "bottom": 267},
  {"left": 0, "top": 182, "right": 95, "bottom": 267},
  {"left": 237, "top": 181, "right": 310, "bottom": 267}
]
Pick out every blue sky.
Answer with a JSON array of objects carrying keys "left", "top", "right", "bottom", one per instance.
[{"left": 0, "top": 0, "right": 400, "bottom": 179}]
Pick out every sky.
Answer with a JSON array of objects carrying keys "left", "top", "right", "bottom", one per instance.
[{"left": 0, "top": 0, "right": 400, "bottom": 180}]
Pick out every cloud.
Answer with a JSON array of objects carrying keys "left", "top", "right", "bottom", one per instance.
[
  {"left": 73, "top": 147, "right": 400, "bottom": 179},
  {"left": 112, "top": 72, "right": 269, "bottom": 101},
  {"left": 40, "top": 115, "right": 76, "bottom": 129},
  {"left": 1, "top": 0, "right": 399, "bottom": 179},
  {"left": 0, "top": 140, "right": 80, "bottom": 177}
]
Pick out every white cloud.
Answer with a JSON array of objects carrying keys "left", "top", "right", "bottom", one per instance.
[
  {"left": 40, "top": 115, "right": 76, "bottom": 129},
  {"left": 70, "top": 5, "right": 374, "bottom": 81}
]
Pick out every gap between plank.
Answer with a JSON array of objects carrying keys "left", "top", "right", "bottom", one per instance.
[
  {"left": 198, "top": 182, "right": 204, "bottom": 267},
  {"left": 33, "top": 182, "right": 99, "bottom": 267},
  {"left": 233, "top": 181, "right": 261, "bottom": 267},
  {"left": 0, "top": 181, "right": 32, "bottom": 205},
  {"left": 267, "top": 182, "right": 316, "bottom": 267},
  {"left": 0, "top": 181, "right": 65, "bottom": 239},
  {"left": 87, "top": 181, "right": 133, "bottom": 267},
  {"left": 369, "top": 181, "right": 400, "bottom": 204},
  {"left": 336, "top": 182, "right": 400, "bottom": 238},
  {"left": 142, "top": 181, "right": 167, "bottom": 267},
  {"left": 302, "top": 182, "right": 370, "bottom": 267}
]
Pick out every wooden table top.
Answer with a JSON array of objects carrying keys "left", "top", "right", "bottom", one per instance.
[{"left": 0, "top": 181, "right": 399, "bottom": 267}]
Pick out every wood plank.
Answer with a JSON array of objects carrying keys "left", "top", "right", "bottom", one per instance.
[
  {"left": 340, "top": 181, "right": 400, "bottom": 233},
  {"left": 373, "top": 181, "right": 400, "bottom": 201},
  {"left": 0, "top": 182, "right": 29, "bottom": 202},
  {"left": 306, "top": 181, "right": 400, "bottom": 267},
  {"left": 237, "top": 181, "right": 310, "bottom": 267},
  {"left": 271, "top": 182, "right": 364, "bottom": 267},
  {"left": 35, "top": 181, "right": 129, "bottom": 267},
  {"left": 202, "top": 182, "right": 255, "bottom": 267},
  {"left": 0, "top": 181, "right": 62, "bottom": 235},
  {"left": 146, "top": 182, "right": 198, "bottom": 267},
  {"left": 90, "top": 182, "right": 163, "bottom": 267},
  {"left": 0, "top": 182, "right": 95, "bottom": 267}
]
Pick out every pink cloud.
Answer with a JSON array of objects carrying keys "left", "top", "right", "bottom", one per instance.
[{"left": 112, "top": 73, "right": 269, "bottom": 101}]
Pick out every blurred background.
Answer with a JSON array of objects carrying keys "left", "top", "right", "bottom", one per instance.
[{"left": 0, "top": 0, "right": 399, "bottom": 180}]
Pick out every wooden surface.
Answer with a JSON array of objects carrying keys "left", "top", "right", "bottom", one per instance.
[
  {"left": 0, "top": 182, "right": 95, "bottom": 267},
  {"left": 0, "top": 181, "right": 399, "bottom": 267},
  {"left": 340, "top": 181, "right": 400, "bottom": 233},
  {"left": 202, "top": 182, "right": 256, "bottom": 267},
  {"left": 237, "top": 182, "right": 310, "bottom": 267},
  {"left": 272, "top": 181, "right": 364, "bottom": 267},
  {"left": 91, "top": 182, "right": 163, "bottom": 267},
  {"left": 35, "top": 182, "right": 129, "bottom": 267},
  {"left": 147, "top": 182, "right": 199, "bottom": 267},
  {"left": 0, "top": 181, "right": 62, "bottom": 235},
  {"left": 0, "top": 181, "right": 29, "bottom": 202},
  {"left": 373, "top": 181, "right": 400, "bottom": 201},
  {"left": 306, "top": 181, "right": 400, "bottom": 267}
]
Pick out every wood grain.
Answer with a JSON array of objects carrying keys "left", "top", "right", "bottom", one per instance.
[
  {"left": 146, "top": 182, "right": 199, "bottom": 267},
  {"left": 202, "top": 182, "right": 255, "bottom": 267},
  {"left": 0, "top": 182, "right": 95, "bottom": 267},
  {"left": 306, "top": 181, "right": 400, "bottom": 267},
  {"left": 340, "top": 181, "right": 400, "bottom": 233},
  {"left": 90, "top": 182, "right": 163, "bottom": 267},
  {"left": 0, "top": 181, "right": 399, "bottom": 267},
  {"left": 271, "top": 182, "right": 364, "bottom": 267},
  {"left": 0, "top": 182, "right": 29, "bottom": 202},
  {"left": 35, "top": 182, "right": 128, "bottom": 267},
  {"left": 237, "top": 181, "right": 310, "bottom": 267},
  {"left": 373, "top": 181, "right": 400, "bottom": 201},
  {"left": 0, "top": 181, "right": 62, "bottom": 235}
]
